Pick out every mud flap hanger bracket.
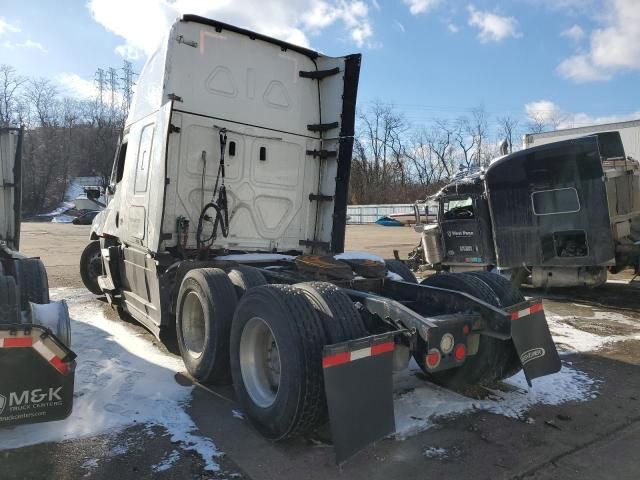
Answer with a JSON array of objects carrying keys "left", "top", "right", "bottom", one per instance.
[{"left": 380, "top": 279, "right": 514, "bottom": 339}]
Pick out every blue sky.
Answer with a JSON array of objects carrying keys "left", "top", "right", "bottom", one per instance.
[{"left": 1, "top": 0, "right": 639, "bottom": 133}]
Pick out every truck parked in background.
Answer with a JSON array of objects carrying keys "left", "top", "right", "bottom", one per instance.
[{"left": 411, "top": 132, "right": 640, "bottom": 288}]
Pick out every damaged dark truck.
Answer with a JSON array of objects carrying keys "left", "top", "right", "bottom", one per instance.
[
  {"left": 0, "top": 127, "right": 76, "bottom": 428},
  {"left": 79, "top": 15, "right": 561, "bottom": 462},
  {"left": 412, "top": 132, "right": 640, "bottom": 288}
]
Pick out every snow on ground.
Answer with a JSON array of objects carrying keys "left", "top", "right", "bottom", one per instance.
[
  {"left": 1, "top": 289, "right": 628, "bottom": 457},
  {"left": 393, "top": 361, "right": 597, "bottom": 439},
  {"left": 546, "top": 308, "right": 640, "bottom": 353},
  {"left": 0, "top": 288, "right": 221, "bottom": 472},
  {"left": 391, "top": 301, "right": 628, "bottom": 439}
]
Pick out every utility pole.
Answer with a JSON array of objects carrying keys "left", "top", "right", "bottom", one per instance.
[
  {"left": 120, "top": 60, "right": 134, "bottom": 113},
  {"left": 107, "top": 67, "right": 119, "bottom": 114},
  {"left": 94, "top": 68, "right": 105, "bottom": 108}
]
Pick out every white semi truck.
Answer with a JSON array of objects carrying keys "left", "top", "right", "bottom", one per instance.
[
  {"left": 79, "top": 15, "right": 560, "bottom": 461},
  {"left": 0, "top": 127, "right": 75, "bottom": 428}
]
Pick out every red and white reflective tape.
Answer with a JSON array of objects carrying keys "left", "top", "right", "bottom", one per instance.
[
  {"left": 0, "top": 336, "right": 33, "bottom": 348},
  {"left": 0, "top": 334, "right": 70, "bottom": 375},
  {"left": 511, "top": 303, "right": 543, "bottom": 321},
  {"left": 323, "top": 341, "right": 395, "bottom": 369}
]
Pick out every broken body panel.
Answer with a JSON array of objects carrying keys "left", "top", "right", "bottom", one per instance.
[{"left": 421, "top": 133, "right": 640, "bottom": 286}]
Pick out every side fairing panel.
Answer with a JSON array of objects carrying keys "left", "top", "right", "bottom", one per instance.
[{"left": 486, "top": 137, "right": 616, "bottom": 268}]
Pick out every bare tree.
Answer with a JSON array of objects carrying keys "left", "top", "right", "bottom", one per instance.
[
  {"left": 0, "top": 64, "right": 26, "bottom": 126},
  {"left": 470, "top": 106, "right": 489, "bottom": 166},
  {"left": 497, "top": 115, "right": 519, "bottom": 153}
]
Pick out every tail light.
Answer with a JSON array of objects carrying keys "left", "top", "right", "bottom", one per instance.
[
  {"left": 426, "top": 349, "right": 441, "bottom": 369},
  {"left": 454, "top": 344, "right": 466, "bottom": 362}
]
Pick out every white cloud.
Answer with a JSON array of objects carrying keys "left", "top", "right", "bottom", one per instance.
[
  {"left": 447, "top": 23, "right": 459, "bottom": 33},
  {"left": 561, "top": 24, "right": 584, "bottom": 41},
  {"left": 3, "top": 39, "right": 47, "bottom": 53},
  {"left": 56, "top": 72, "right": 129, "bottom": 105},
  {"left": 0, "top": 17, "right": 20, "bottom": 35},
  {"left": 525, "top": 100, "right": 565, "bottom": 126},
  {"left": 525, "top": 99, "right": 640, "bottom": 130},
  {"left": 403, "top": 0, "right": 441, "bottom": 15},
  {"left": 557, "top": 54, "right": 611, "bottom": 82},
  {"left": 394, "top": 20, "right": 406, "bottom": 33},
  {"left": 87, "top": 0, "right": 375, "bottom": 59},
  {"left": 467, "top": 5, "right": 521, "bottom": 43},
  {"left": 371, "top": 0, "right": 381, "bottom": 11},
  {"left": 558, "top": 0, "right": 640, "bottom": 82},
  {"left": 56, "top": 73, "right": 99, "bottom": 99}
]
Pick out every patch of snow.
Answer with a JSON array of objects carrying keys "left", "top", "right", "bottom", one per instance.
[
  {"left": 335, "top": 251, "right": 385, "bottom": 264},
  {"left": 232, "top": 409, "right": 245, "bottom": 420},
  {"left": 81, "top": 458, "right": 99, "bottom": 469},
  {"left": 393, "top": 360, "right": 597, "bottom": 439},
  {"left": 386, "top": 271, "right": 404, "bottom": 281},
  {"left": 215, "top": 253, "right": 295, "bottom": 262},
  {"left": 152, "top": 449, "right": 181, "bottom": 473},
  {"left": 0, "top": 288, "right": 220, "bottom": 472},
  {"left": 546, "top": 311, "right": 640, "bottom": 353},
  {"left": 423, "top": 447, "right": 448, "bottom": 459}
]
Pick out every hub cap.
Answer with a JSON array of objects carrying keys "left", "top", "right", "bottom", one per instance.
[{"left": 239, "top": 316, "right": 281, "bottom": 408}]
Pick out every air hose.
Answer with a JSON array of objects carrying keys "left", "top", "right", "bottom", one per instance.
[{"left": 196, "top": 128, "right": 230, "bottom": 250}]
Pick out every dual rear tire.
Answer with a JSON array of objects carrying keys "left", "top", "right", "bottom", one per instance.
[
  {"left": 175, "top": 267, "right": 367, "bottom": 439},
  {"left": 418, "top": 272, "right": 524, "bottom": 388}
]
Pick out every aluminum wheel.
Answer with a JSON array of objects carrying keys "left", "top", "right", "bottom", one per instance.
[
  {"left": 181, "top": 291, "right": 206, "bottom": 359},
  {"left": 239, "top": 316, "right": 281, "bottom": 408}
]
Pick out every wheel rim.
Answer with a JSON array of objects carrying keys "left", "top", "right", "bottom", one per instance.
[
  {"left": 181, "top": 291, "right": 206, "bottom": 359},
  {"left": 239, "top": 316, "right": 281, "bottom": 408},
  {"left": 86, "top": 249, "right": 102, "bottom": 281}
]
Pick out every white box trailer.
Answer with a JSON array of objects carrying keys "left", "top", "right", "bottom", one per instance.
[{"left": 523, "top": 118, "right": 640, "bottom": 160}]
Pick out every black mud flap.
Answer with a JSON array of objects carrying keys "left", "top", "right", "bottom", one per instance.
[
  {"left": 506, "top": 299, "right": 561, "bottom": 386},
  {"left": 0, "top": 324, "right": 76, "bottom": 428},
  {"left": 322, "top": 332, "right": 396, "bottom": 464}
]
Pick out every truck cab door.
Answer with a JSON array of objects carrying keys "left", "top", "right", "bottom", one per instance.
[{"left": 118, "top": 102, "right": 173, "bottom": 329}]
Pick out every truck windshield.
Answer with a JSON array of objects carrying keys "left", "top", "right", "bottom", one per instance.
[{"left": 442, "top": 196, "right": 474, "bottom": 220}]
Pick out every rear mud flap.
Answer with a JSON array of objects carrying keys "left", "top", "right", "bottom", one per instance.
[
  {"left": 0, "top": 324, "right": 76, "bottom": 428},
  {"left": 322, "top": 332, "right": 396, "bottom": 464},
  {"left": 506, "top": 299, "right": 561, "bottom": 385}
]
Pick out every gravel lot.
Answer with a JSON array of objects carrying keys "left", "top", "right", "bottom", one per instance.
[{"left": 2, "top": 222, "right": 639, "bottom": 480}]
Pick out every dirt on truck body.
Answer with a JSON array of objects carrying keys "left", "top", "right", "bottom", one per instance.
[{"left": 79, "top": 15, "right": 561, "bottom": 462}]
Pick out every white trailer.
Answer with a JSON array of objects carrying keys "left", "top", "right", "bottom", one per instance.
[{"left": 523, "top": 118, "right": 640, "bottom": 160}]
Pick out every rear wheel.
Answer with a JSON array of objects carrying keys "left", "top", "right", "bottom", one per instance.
[
  {"left": 230, "top": 285, "right": 327, "bottom": 439},
  {"left": 0, "top": 274, "right": 20, "bottom": 323},
  {"left": 385, "top": 259, "right": 418, "bottom": 283},
  {"left": 176, "top": 268, "right": 237, "bottom": 383},
  {"left": 294, "top": 281, "right": 367, "bottom": 343},
  {"left": 418, "top": 272, "right": 518, "bottom": 388},
  {"left": 80, "top": 241, "right": 103, "bottom": 295},
  {"left": 14, "top": 258, "right": 49, "bottom": 309},
  {"left": 226, "top": 266, "right": 267, "bottom": 298},
  {"left": 466, "top": 271, "right": 524, "bottom": 379}
]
